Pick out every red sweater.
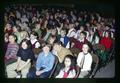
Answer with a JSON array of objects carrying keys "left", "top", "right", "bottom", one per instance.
[
  {"left": 73, "top": 38, "right": 88, "bottom": 50},
  {"left": 100, "top": 37, "right": 112, "bottom": 50}
]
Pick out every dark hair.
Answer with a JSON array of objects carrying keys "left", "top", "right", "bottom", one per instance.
[
  {"left": 9, "top": 33, "right": 17, "bottom": 42},
  {"left": 62, "top": 55, "right": 76, "bottom": 75},
  {"left": 20, "top": 39, "right": 32, "bottom": 49},
  {"left": 80, "top": 31, "right": 87, "bottom": 37},
  {"left": 42, "top": 42, "right": 52, "bottom": 51},
  {"left": 30, "top": 31, "right": 39, "bottom": 39}
]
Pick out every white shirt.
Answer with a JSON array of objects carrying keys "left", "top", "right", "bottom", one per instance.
[
  {"left": 30, "top": 39, "right": 40, "bottom": 48},
  {"left": 77, "top": 52, "right": 92, "bottom": 71},
  {"left": 67, "top": 28, "right": 76, "bottom": 38},
  {"left": 21, "top": 17, "right": 29, "bottom": 23},
  {"left": 56, "top": 68, "right": 76, "bottom": 78}
]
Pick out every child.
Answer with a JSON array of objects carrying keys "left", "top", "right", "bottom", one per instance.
[
  {"left": 6, "top": 39, "right": 35, "bottom": 78},
  {"left": 5, "top": 34, "right": 19, "bottom": 64},
  {"left": 56, "top": 55, "right": 76, "bottom": 78}
]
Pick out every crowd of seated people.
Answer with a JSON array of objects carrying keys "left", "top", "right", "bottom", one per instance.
[{"left": 4, "top": 4, "right": 115, "bottom": 78}]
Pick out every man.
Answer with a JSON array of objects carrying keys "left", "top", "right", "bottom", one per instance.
[{"left": 52, "top": 42, "right": 73, "bottom": 76}]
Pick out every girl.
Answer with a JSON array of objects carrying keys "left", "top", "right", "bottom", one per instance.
[
  {"left": 56, "top": 55, "right": 76, "bottom": 78},
  {"left": 6, "top": 39, "right": 35, "bottom": 78},
  {"left": 30, "top": 31, "right": 40, "bottom": 49},
  {"left": 5, "top": 34, "right": 19, "bottom": 64}
]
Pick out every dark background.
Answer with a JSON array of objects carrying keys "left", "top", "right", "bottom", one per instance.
[{"left": 0, "top": 0, "right": 118, "bottom": 83}]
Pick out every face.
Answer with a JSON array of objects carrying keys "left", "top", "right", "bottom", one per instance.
[
  {"left": 60, "top": 30, "right": 66, "bottom": 37},
  {"left": 22, "top": 42, "right": 28, "bottom": 49},
  {"left": 80, "top": 33, "right": 85, "bottom": 40},
  {"left": 51, "top": 29, "right": 57, "bottom": 35},
  {"left": 43, "top": 45, "right": 50, "bottom": 53},
  {"left": 90, "top": 30, "right": 94, "bottom": 35},
  {"left": 49, "top": 37, "right": 55, "bottom": 44},
  {"left": 105, "top": 32, "right": 109, "bottom": 37},
  {"left": 64, "top": 57, "right": 71, "bottom": 68},
  {"left": 30, "top": 34, "right": 36, "bottom": 40},
  {"left": 9, "top": 35, "right": 15, "bottom": 43},
  {"left": 80, "top": 26, "right": 84, "bottom": 31},
  {"left": 53, "top": 44, "right": 59, "bottom": 51},
  {"left": 82, "top": 44, "right": 89, "bottom": 54},
  {"left": 13, "top": 26, "right": 17, "bottom": 32},
  {"left": 6, "top": 24, "right": 11, "bottom": 30}
]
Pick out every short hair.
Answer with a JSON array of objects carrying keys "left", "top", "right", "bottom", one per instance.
[{"left": 42, "top": 42, "right": 52, "bottom": 51}]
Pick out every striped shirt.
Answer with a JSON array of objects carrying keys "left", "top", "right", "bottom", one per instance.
[{"left": 5, "top": 43, "right": 19, "bottom": 59}]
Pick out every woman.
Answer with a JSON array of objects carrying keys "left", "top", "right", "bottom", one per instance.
[{"left": 6, "top": 39, "right": 35, "bottom": 78}]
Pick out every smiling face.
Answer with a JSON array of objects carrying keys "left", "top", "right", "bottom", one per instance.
[
  {"left": 43, "top": 45, "right": 50, "bottom": 54},
  {"left": 82, "top": 44, "right": 89, "bottom": 54},
  {"left": 60, "top": 30, "right": 66, "bottom": 37},
  {"left": 64, "top": 57, "right": 71, "bottom": 68},
  {"left": 21, "top": 42, "right": 28, "bottom": 49},
  {"left": 9, "top": 35, "right": 16, "bottom": 44}
]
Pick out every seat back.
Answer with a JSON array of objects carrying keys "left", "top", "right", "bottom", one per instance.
[
  {"left": 48, "top": 55, "right": 59, "bottom": 78},
  {"left": 89, "top": 53, "right": 99, "bottom": 78}
]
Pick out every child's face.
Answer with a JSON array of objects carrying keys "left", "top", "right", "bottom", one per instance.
[
  {"left": 80, "top": 33, "right": 85, "bottom": 40},
  {"left": 9, "top": 35, "right": 15, "bottom": 43},
  {"left": 64, "top": 57, "right": 71, "bottom": 68},
  {"left": 82, "top": 44, "right": 89, "bottom": 54},
  {"left": 43, "top": 45, "right": 50, "bottom": 54},
  {"left": 105, "top": 32, "right": 109, "bottom": 37},
  {"left": 22, "top": 42, "right": 28, "bottom": 49},
  {"left": 60, "top": 30, "right": 66, "bottom": 37},
  {"left": 30, "top": 34, "right": 36, "bottom": 40}
]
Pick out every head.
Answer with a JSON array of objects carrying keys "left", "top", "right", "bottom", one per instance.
[
  {"left": 13, "top": 26, "right": 17, "bottom": 32},
  {"left": 48, "top": 35, "right": 57, "bottom": 44},
  {"left": 30, "top": 31, "right": 39, "bottom": 40},
  {"left": 79, "top": 31, "right": 86, "bottom": 40},
  {"left": 20, "top": 39, "right": 32, "bottom": 49},
  {"left": 8, "top": 34, "right": 17, "bottom": 44},
  {"left": 69, "top": 23, "right": 74, "bottom": 29},
  {"left": 82, "top": 44, "right": 89, "bottom": 54},
  {"left": 53, "top": 41, "right": 62, "bottom": 52},
  {"left": 5, "top": 23, "right": 12, "bottom": 30},
  {"left": 51, "top": 28, "right": 57, "bottom": 36},
  {"left": 79, "top": 26, "right": 84, "bottom": 31},
  {"left": 89, "top": 29, "right": 94, "bottom": 35},
  {"left": 60, "top": 29, "right": 66, "bottom": 37},
  {"left": 35, "top": 23, "right": 40, "bottom": 29},
  {"left": 63, "top": 55, "right": 76, "bottom": 68},
  {"left": 104, "top": 31, "right": 110, "bottom": 38},
  {"left": 20, "top": 31, "right": 29, "bottom": 39},
  {"left": 42, "top": 43, "right": 52, "bottom": 54}
]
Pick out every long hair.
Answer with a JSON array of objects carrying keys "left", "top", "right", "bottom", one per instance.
[
  {"left": 19, "top": 39, "right": 32, "bottom": 49},
  {"left": 62, "top": 55, "right": 76, "bottom": 74}
]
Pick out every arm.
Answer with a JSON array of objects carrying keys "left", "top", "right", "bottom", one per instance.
[
  {"left": 42, "top": 55, "right": 55, "bottom": 72},
  {"left": 55, "top": 70, "right": 63, "bottom": 78},
  {"left": 67, "top": 69, "right": 76, "bottom": 78},
  {"left": 16, "top": 57, "right": 21, "bottom": 70},
  {"left": 17, "top": 59, "right": 31, "bottom": 71}
]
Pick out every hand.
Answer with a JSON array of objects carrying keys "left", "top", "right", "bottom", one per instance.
[
  {"left": 36, "top": 71, "right": 42, "bottom": 76},
  {"left": 71, "top": 43, "right": 75, "bottom": 47}
]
